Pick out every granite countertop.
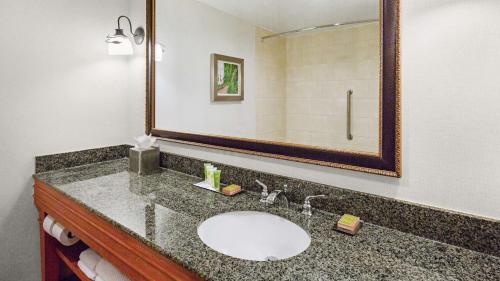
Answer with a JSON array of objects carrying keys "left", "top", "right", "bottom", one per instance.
[{"left": 34, "top": 159, "right": 500, "bottom": 281}]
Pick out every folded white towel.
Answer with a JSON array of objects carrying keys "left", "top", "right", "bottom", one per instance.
[
  {"left": 95, "top": 258, "right": 130, "bottom": 281},
  {"left": 79, "top": 248, "right": 102, "bottom": 271},
  {"left": 95, "top": 276, "right": 105, "bottom": 281},
  {"left": 77, "top": 260, "right": 97, "bottom": 280}
]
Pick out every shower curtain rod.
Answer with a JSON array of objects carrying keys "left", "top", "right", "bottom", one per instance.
[{"left": 261, "top": 19, "right": 378, "bottom": 41}]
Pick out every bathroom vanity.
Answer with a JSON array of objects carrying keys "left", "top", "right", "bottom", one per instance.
[
  {"left": 33, "top": 155, "right": 500, "bottom": 281},
  {"left": 34, "top": 167, "right": 200, "bottom": 281}
]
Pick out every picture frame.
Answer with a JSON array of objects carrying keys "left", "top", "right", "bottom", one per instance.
[
  {"left": 147, "top": 0, "right": 402, "bottom": 177},
  {"left": 211, "top": 54, "right": 244, "bottom": 101}
]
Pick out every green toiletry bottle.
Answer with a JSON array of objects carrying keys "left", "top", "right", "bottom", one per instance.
[
  {"left": 214, "top": 170, "right": 221, "bottom": 191},
  {"left": 207, "top": 167, "right": 216, "bottom": 188},
  {"left": 204, "top": 163, "right": 212, "bottom": 182}
]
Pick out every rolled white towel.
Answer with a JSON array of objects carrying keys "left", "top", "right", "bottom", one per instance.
[
  {"left": 95, "top": 276, "right": 105, "bottom": 281},
  {"left": 51, "top": 222, "right": 79, "bottom": 246},
  {"left": 77, "top": 260, "right": 97, "bottom": 280},
  {"left": 79, "top": 248, "right": 102, "bottom": 271},
  {"left": 95, "top": 259, "right": 130, "bottom": 281}
]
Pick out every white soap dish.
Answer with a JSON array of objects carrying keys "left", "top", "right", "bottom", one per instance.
[{"left": 193, "top": 181, "right": 225, "bottom": 194}]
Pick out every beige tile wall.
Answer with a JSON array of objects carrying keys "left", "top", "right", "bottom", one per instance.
[
  {"left": 255, "top": 27, "right": 287, "bottom": 142},
  {"left": 254, "top": 22, "right": 380, "bottom": 153},
  {"left": 285, "top": 22, "right": 380, "bottom": 153}
]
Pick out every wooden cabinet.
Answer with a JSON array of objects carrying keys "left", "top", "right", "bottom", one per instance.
[{"left": 34, "top": 179, "right": 202, "bottom": 281}]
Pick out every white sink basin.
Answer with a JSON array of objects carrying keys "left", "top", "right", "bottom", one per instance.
[{"left": 197, "top": 211, "right": 311, "bottom": 261}]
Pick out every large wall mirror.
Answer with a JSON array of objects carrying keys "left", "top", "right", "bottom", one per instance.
[{"left": 146, "top": 0, "right": 401, "bottom": 177}]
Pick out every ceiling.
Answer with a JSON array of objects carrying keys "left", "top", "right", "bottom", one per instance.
[{"left": 195, "top": 0, "right": 379, "bottom": 33}]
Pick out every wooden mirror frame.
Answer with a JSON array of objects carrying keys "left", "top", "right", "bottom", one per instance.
[{"left": 145, "top": 0, "right": 401, "bottom": 177}]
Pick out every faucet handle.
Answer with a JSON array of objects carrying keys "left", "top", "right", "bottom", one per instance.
[
  {"left": 255, "top": 180, "right": 269, "bottom": 203},
  {"left": 304, "top": 194, "right": 326, "bottom": 204},
  {"left": 302, "top": 194, "right": 326, "bottom": 216}
]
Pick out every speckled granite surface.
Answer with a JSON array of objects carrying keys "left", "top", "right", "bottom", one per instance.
[
  {"left": 35, "top": 145, "right": 131, "bottom": 173},
  {"left": 161, "top": 152, "right": 500, "bottom": 257},
  {"left": 34, "top": 159, "right": 500, "bottom": 281}
]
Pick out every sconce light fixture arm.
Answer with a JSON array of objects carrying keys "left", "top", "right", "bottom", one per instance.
[{"left": 117, "top": 15, "right": 135, "bottom": 36}]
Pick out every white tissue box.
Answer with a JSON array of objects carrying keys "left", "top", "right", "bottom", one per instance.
[{"left": 129, "top": 146, "right": 160, "bottom": 175}]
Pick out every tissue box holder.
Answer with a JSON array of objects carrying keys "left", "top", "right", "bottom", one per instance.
[{"left": 129, "top": 146, "right": 160, "bottom": 175}]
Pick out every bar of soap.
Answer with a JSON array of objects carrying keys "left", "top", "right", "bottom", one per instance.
[
  {"left": 337, "top": 214, "right": 361, "bottom": 232},
  {"left": 222, "top": 184, "right": 241, "bottom": 196}
]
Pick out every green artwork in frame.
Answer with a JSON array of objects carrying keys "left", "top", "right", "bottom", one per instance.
[{"left": 211, "top": 54, "right": 244, "bottom": 101}]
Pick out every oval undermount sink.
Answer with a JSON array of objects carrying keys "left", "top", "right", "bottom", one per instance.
[{"left": 197, "top": 211, "right": 311, "bottom": 261}]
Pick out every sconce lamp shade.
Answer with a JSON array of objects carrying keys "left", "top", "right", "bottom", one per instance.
[
  {"left": 155, "top": 43, "right": 165, "bottom": 62},
  {"left": 105, "top": 16, "right": 144, "bottom": 56},
  {"left": 106, "top": 29, "right": 134, "bottom": 55}
]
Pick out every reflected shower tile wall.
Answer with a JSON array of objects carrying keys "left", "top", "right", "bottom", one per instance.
[
  {"left": 285, "top": 23, "right": 380, "bottom": 153},
  {"left": 255, "top": 27, "right": 287, "bottom": 142}
]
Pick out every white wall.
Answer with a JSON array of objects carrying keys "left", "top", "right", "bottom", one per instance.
[
  {"left": 155, "top": 0, "right": 257, "bottom": 138},
  {"left": 0, "top": 0, "right": 144, "bottom": 279},
  {"left": 128, "top": 0, "right": 148, "bottom": 133},
  {"left": 159, "top": 0, "right": 500, "bottom": 220}
]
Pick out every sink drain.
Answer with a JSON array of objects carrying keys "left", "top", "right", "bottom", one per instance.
[{"left": 265, "top": 256, "right": 278, "bottom": 262}]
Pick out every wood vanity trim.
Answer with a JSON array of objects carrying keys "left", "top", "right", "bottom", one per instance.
[
  {"left": 38, "top": 210, "right": 61, "bottom": 281},
  {"left": 34, "top": 179, "right": 202, "bottom": 281},
  {"left": 54, "top": 242, "right": 93, "bottom": 281}
]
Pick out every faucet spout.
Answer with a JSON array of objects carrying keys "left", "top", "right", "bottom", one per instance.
[
  {"left": 265, "top": 190, "right": 282, "bottom": 203},
  {"left": 265, "top": 188, "right": 289, "bottom": 208}
]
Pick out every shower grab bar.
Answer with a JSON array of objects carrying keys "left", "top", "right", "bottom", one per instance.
[{"left": 347, "top": 90, "right": 353, "bottom": 141}]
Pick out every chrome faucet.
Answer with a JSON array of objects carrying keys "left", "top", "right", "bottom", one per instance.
[
  {"left": 302, "top": 195, "right": 326, "bottom": 217},
  {"left": 265, "top": 184, "right": 289, "bottom": 208},
  {"left": 255, "top": 180, "right": 269, "bottom": 203}
]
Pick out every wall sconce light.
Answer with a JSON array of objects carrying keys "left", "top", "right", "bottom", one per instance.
[
  {"left": 106, "top": 15, "right": 144, "bottom": 55},
  {"left": 155, "top": 43, "right": 165, "bottom": 62}
]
